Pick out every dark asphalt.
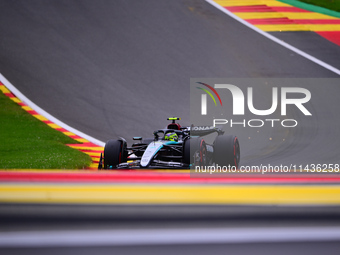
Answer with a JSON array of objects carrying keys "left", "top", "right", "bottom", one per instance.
[
  {"left": 270, "top": 31, "right": 340, "bottom": 70},
  {"left": 1, "top": 0, "right": 340, "bottom": 252},
  {"left": 0, "top": 0, "right": 339, "bottom": 145}
]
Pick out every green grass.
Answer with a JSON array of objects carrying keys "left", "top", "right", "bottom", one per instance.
[
  {"left": 298, "top": 0, "right": 340, "bottom": 12},
  {"left": 0, "top": 91, "right": 92, "bottom": 169}
]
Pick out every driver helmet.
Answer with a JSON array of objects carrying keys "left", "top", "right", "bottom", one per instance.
[{"left": 165, "top": 132, "right": 178, "bottom": 142}]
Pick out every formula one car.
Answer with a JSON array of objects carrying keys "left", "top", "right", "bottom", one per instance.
[{"left": 98, "top": 117, "right": 240, "bottom": 169}]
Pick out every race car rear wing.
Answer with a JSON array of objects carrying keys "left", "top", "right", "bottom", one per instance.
[{"left": 189, "top": 126, "right": 224, "bottom": 136}]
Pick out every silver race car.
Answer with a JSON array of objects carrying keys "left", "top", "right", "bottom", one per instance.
[{"left": 98, "top": 117, "right": 240, "bottom": 169}]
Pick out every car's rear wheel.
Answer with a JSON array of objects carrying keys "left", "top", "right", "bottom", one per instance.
[
  {"left": 103, "top": 139, "right": 127, "bottom": 169},
  {"left": 183, "top": 137, "right": 206, "bottom": 168},
  {"left": 214, "top": 135, "right": 240, "bottom": 168}
]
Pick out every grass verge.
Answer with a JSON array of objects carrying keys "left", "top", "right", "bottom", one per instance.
[
  {"left": 0, "top": 91, "right": 92, "bottom": 169},
  {"left": 298, "top": 0, "right": 340, "bottom": 12}
]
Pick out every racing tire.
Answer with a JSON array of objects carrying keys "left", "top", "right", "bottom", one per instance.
[
  {"left": 183, "top": 137, "right": 207, "bottom": 169},
  {"left": 214, "top": 135, "right": 240, "bottom": 168},
  {"left": 103, "top": 139, "right": 127, "bottom": 169}
]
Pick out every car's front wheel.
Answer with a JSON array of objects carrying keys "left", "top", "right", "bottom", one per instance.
[{"left": 103, "top": 139, "right": 127, "bottom": 169}]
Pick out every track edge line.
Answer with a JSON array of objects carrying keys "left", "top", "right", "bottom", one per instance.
[
  {"left": 0, "top": 73, "right": 105, "bottom": 147},
  {"left": 205, "top": 0, "right": 340, "bottom": 76}
]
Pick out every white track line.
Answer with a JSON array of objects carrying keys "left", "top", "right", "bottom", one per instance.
[
  {"left": 0, "top": 73, "right": 105, "bottom": 147},
  {"left": 0, "top": 227, "right": 340, "bottom": 247},
  {"left": 205, "top": 0, "right": 340, "bottom": 76}
]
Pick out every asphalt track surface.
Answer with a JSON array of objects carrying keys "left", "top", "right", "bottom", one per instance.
[{"left": 1, "top": 0, "right": 340, "bottom": 254}]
